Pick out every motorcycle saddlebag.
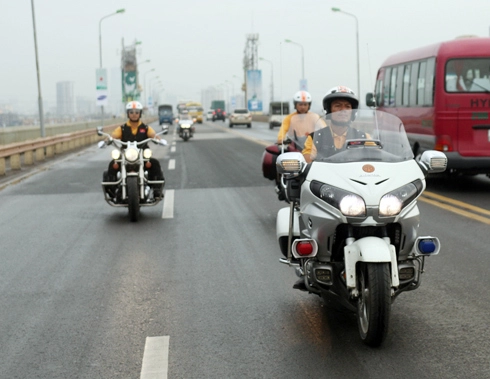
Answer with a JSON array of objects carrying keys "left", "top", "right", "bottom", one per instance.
[{"left": 262, "top": 144, "right": 280, "bottom": 180}]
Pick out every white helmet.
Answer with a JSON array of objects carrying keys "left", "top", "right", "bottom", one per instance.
[
  {"left": 293, "top": 91, "right": 312, "bottom": 104},
  {"left": 126, "top": 101, "right": 143, "bottom": 111}
]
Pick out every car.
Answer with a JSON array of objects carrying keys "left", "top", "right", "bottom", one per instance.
[
  {"left": 228, "top": 108, "right": 252, "bottom": 128},
  {"left": 212, "top": 108, "right": 226, "bottom": 122},
  {"left": 206, "top": 110, "right": 214, "bottom": 121}
]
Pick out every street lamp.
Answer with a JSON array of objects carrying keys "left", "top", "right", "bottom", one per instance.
[
  {"left": 143, "top": 68, "right": 155, "bottom": 107},
  {"left": 98, "top": 8, "right": 124, "bottom": 126},
  {"left": 226, "top": 80, "right": 235, "bottom": 111},
  {"left": 98, "top": 8, "right": 125, "bottom": 68},
  {"left": 285, "top": 39, "right": 305, "bottom": 90},
  {"left": 332, "top": 7, "right": 360, "bottom": 99},
  {"left": 30, "top": 0, "right": 45, "bottom": 137},
  {"left": 149, "top": 76, "right": 160, "bottom": 110},
  {"left": 232, "top": 75, "right": 243, "bottom": 107},
  {"left": 259, "top": 57, "right": 274, "bottom": 102}
]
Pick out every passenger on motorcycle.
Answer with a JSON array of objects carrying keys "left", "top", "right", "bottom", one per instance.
[
  {"left": 302, "top": 86, "right": 368, "bottom": 163},
  {"left": 276, "top": 91, "right": 324, "bottom": 143},
  {"left": 105, "top": 101, "right": 165, "bottom": 198}
]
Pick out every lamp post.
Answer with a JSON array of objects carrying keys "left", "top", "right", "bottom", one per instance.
[
  {"left": 98, "top": 8, "right": 125, "bottom": 68},
  {"left": 30, "top": 0, "right": 45, "bottom": 137},
  {"left": 143, "top": 68, "right": 155, "bottom": 107},
  {"left": 232, "top": 75, "right": 243, "bottom": 107},
  {"left": 98, "top": 8, "right": 124, "bottom": 126},
  {"left": 285, "top": 39, "right": 305, "bottom": 90},
  {"left": 332, "top": 7, "right": 360, "bottom": 99},
  {"left": 259, "top": 57, "right": 274, "bottom": 103}
]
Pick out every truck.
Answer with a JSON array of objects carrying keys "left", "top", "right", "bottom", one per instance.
[
  {"left": 210, "top": 100, "right": 226, "bottom": 111},
  {"left": 158, "top": 104, "right": 174, "bottom": 125},
  {"left": 268, "top": 102, "right": 290, "bottom": 129}
]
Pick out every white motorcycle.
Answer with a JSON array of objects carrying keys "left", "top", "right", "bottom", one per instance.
[
  {"left": 276, "top": 109, "right": 447, "bottom": 346},
  {"left": 97, "top": 127, "right": 167, "bottom": 222}
]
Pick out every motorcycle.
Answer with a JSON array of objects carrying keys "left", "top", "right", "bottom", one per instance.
[
  {"left": 262, "top": 112, "right": 324, "bottom": 201},
  {"left": 275, "top": 109, "right": 447, "bottom": 346},
  {"left": 178, "top": 120, "right": 195, "bottom": 141},
  {"left": 97, "top": 126, "right": 167, "bottom": 222}
]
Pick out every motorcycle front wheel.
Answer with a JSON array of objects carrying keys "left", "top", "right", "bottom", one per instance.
[
  {"left": 127, "top": 176, "right": 140, "bottom": 222},
  {"left": 356, "top": 262, "right": 391, "bottom": 347}
]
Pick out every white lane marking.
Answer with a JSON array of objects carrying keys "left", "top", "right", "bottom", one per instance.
[
  {"left": 140, "top": 336, "right": 170, "bottom": 379},
  {"left": 162, "top": 189, "right": 174, "bottom": 219},
  {"left": 168, "top": 159, "right": 175, "bottom": 170},
  {"left": 170, "top": 146, "right": 176, "bottom": 153},
  {"left": 172, "top": 141, "right": 176, "bottom": 146}
]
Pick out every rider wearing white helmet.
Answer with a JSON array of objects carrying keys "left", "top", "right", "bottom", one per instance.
[
  {"left": 303, "top": 86, "right": 368, "bottom": 163},
  {"left": 277, "top": 90, "right": 318, "bottom": 143},
  {"left": 105, "top": 101, "right": 165, "bottom": 198}
]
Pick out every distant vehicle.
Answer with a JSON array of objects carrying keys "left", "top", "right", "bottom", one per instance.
[
  {"left": 212, "top": 108, "right": 226, "bottom": 122},
  {"left": 186, "top": 101, "right": 204, "bottom": 123},
  {"left": 229, "top": 108, "right": 252, "bottom": 128},
  {"left": 366, "top": 37, "right": 490, "bottom": 176},
  {"left": 211, "top": 100, "right": 226, "bottom": 111},
  {"left": 206, "top": 110, "right": 214, "bottom": 121},
  {"left": 158, "top": 105, "right": 173, "bottom": 125},
  {"left": 268, "top": 102, "right": 289, "bottom": 130}
]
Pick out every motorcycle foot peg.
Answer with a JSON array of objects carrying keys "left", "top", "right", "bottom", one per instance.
[
  {"left": 279, "top": 257, "right": 299, "bottom": 267},
  {"left": 295, "top": 267, "right": 304, "bottom": 278}
]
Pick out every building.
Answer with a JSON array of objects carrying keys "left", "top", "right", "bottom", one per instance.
[{"left": 56, "top": 81, "right": 75, "bottom": 116}]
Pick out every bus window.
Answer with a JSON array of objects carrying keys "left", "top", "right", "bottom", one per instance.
[
  {"left": 383, "top": 67, "right": 391, "bottom": 106},
  {"left": 402, "top": 64, "right": 411, "bottom": 106},
  {"left": 417, "top": 61, "right": 427, "bottom": 105},
  {"left": 395, "top": 65, "right": 404, "bottom": 106},
  {"left": 425, "top": 57, "right": 435, "bottom": 105},
  {"left": 409, "top": 62, "right": 419, "bottom": 106},
  {"left": 389, "top": 67, "right": 397, "bottom": 106},
  {"left": 445, "top": 58, "right": 490, "bottom": 93}
]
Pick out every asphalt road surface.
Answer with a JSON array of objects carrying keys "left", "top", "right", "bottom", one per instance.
[{"left": 0, "top": 120, "right": 489, "bottom": 378}]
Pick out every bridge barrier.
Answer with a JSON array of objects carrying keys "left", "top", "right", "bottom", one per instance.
[{"left": 0, "top": 117, "right": 157, "bottom": 176}]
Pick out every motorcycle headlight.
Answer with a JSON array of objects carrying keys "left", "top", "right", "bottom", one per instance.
[
  {"left": 124, "top": 147, "right": 139, "bottom": 162},
  {"left": 181, "top": 124, "right": 191, "bottom": 129},
  {"left": 379, "top": 181, "right": 421, "bottom": 216},
  {"left": 111, "top": 149, "right": 121, "bottom": 160},
  {"left": 311, "top": 181, "right": 366, "bottom": 217},
  {"left": 143, "top": 149, "right": 152, "bottom": 159}
]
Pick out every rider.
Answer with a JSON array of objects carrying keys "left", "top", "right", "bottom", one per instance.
[
  {"left": 276, "top": 90, "right": 323, "bottom": 143},
  {"left": 105, "top": 101, "right": 165, "bottom": 199},
  {"left": 302, "top": 86, "right": 367, "bottom": 163}
]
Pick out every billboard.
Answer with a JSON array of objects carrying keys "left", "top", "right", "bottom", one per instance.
[
  {"left": 246, "top": 70, "right": 263, "bottom": 112},
  {"left": 121, "top": 45, "right": 140, "bottom": 102},
  {"left": 95, "top": 68, "right": 108, "bottom": 107}
]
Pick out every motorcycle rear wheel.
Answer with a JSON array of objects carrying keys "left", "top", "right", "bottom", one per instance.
[
  {"left": 356, "top": 262, "right": 391, "bottom": 347},
  {"left": 127, "top": 176, "right": 140, "bottom": 222}
]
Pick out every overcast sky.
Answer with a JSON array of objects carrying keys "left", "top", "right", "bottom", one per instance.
[{"left": 3, "top": 0, "right": 490, "bottom": 114}]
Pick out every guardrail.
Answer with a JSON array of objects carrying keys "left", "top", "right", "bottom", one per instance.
[{"left": 0, "top": 117, "right": 156, "bottom": 176}]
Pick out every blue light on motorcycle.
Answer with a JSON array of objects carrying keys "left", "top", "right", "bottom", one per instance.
[{"left": 418, "top": 239, "right": 436, "bottom": 254}]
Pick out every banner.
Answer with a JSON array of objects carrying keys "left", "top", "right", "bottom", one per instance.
[
  {"left": 96, "top": 68, "right": 108, "bottom": 106},
  {"left": 246, "top": 70, "right": 263, "bottom": 112}
]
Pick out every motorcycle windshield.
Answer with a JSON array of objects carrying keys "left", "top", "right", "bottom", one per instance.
[
  {"left": 285, "top": 112, "right": 326, "bottom": 150},
  {"left": 311, "top": 109, "right": 414, "bottom": 163}
]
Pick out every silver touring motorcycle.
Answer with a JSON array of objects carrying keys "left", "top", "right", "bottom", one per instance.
[{"left": 276, "top": 109, "right": 447, "bottom": 346}]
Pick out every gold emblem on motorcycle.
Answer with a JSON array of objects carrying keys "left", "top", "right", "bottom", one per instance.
[{"left": 362, "top": 164, "right": 375, "bottom": 173}]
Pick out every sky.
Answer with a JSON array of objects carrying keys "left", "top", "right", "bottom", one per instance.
[{"left": 3, "top": 0, "right": 490, "bottom": 115}]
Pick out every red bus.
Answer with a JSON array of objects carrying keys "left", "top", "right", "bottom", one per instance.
[{"left": 366, "top": 37, "right": 490, "bottom": 176}]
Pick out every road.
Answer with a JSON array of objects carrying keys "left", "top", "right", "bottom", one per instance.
[{"left": 0, "top": 119, "right": 489, "bottom": 378}]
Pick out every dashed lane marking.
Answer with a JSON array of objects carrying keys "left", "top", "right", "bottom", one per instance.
[
  {"left": 168, "top": 159, "right": 175, "bottom": 170},
  {"left": 140, "top": 336, "right": 169, "bottom": 379},
  {"left": 162, "top": 189, "right": 174, "bottom": 219}
]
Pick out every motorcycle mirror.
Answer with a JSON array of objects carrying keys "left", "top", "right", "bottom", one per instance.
[
  {"left": 96, "top": 126, "right": 103, "bottom": 136},
  {"left": 97, "top": 140, "right": 106, "bottom": 148},
  {"left": 158, "top": 139, "right": 168, "bottom": 146}
]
